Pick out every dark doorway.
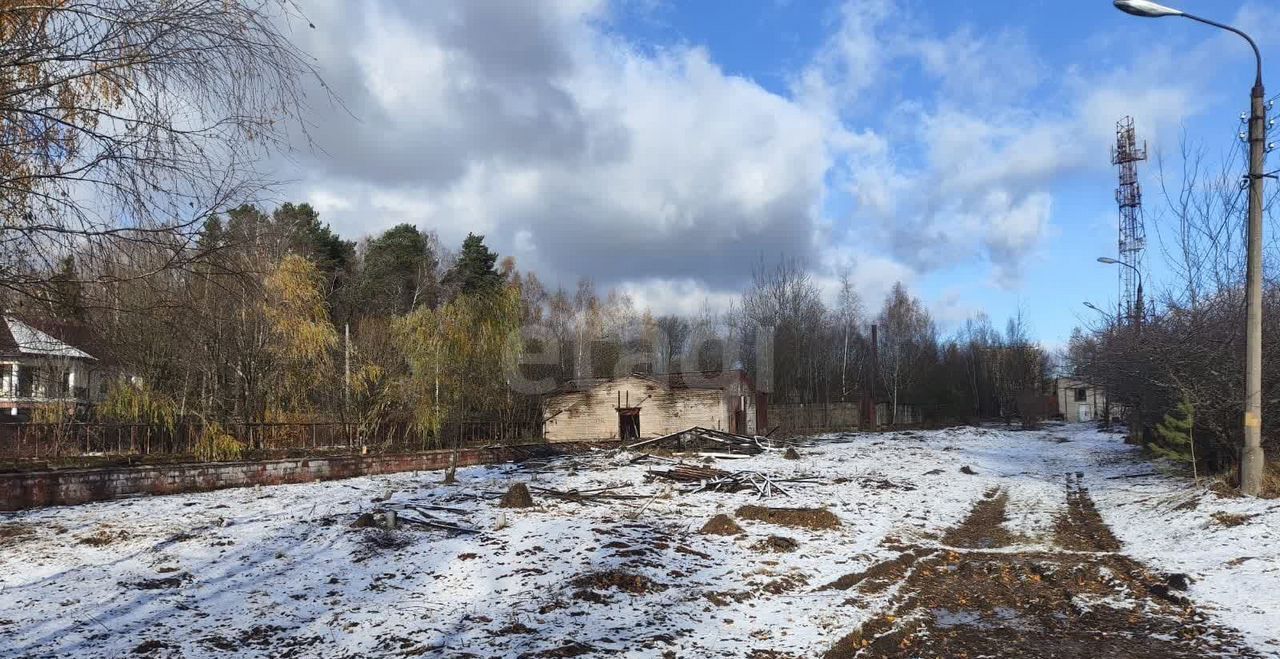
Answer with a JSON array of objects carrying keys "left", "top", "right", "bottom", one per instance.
[
  {"left": 730, "top": 395, "right": 749, "bottom": 435},
  {"left": 618, "top": 408, "right": 640, "bottom": 441}
]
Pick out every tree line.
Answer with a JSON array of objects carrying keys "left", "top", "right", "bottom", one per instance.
[{"left": 16, "top": 202, "right": 1056, "bottom": 440}]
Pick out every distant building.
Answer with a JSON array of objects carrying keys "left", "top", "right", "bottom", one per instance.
[
  {"left": 0, "top": 316, "right": 115, "bottom": 420},
  {"left": 543, "top": 370, "right": 765, "bottom": 442},
  {"left": 1054, "top": 377, "right": 1109, "bottom": 424}
]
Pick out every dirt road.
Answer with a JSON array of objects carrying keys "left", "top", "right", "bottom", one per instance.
[{"left": 822, "top": 472, "right": 1259, "bottom": 658}]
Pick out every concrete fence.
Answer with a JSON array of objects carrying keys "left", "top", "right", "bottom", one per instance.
[
  {"left": 770, "top": 401, "right": 923, "bottom": 436},
  {"left": 0, "top": 440, "right": 613, "bottom": 511}
]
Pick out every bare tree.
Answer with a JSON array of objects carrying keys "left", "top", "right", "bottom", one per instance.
[
  {"left": 0, "top": 0, "right": 323, "bottom": 304},
  {"left": 876, "top": 282, "right": 934, "bottom": 425}
]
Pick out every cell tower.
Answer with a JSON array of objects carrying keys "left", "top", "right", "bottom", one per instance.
[{"left": 1111, "top": 116, "right": 1147, "bottom": 318}]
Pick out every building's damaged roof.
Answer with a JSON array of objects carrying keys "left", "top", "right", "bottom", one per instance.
[{"left": 557, "top": 370, "right": 752, "bottom": 394}]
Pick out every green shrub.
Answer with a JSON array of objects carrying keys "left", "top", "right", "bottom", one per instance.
[
  {"left": 193, "top": 422, "right": 244, "bottom": 462},
  {"left": 1152, "top": 394, "right": 1196, "bottom": 477}
]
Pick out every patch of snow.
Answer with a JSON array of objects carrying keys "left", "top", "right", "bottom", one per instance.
[{"left": 0, "top": 424, "right": 1275, "bottom": 657}]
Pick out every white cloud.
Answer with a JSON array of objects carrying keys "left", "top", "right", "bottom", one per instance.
[
  {"left": 805, "top": 0, "right": 1210, "bottom": 292},
  {"left": 615, "top": 278, "right": 739, "bottom": 318},
  {"left": 273, "top": 0, "right": 1236, "bottom": 320},
  {"left": 286, "top": 0, "right": 830, "bottom": 297}
]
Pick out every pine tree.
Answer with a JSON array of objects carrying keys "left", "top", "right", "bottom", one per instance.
[
  {"left": 50, "top": 255, "right": 84, "bottom": 320},
  {"left": 444, "top": 233, "right": 504, "bottom": 296},
  {"left": 359, "top": 224, "right": 436, "bottom": 315},
  {"left": 1152, "top": 394, "right": 1196, "bottom": 478}
]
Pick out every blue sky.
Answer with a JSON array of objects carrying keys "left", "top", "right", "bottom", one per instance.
[{"left": 287, "top": 0, "right": 1279, "bottom": 347}]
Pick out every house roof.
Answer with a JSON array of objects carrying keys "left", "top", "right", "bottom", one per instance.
[
  {"left": 557, "top": 370, "right": 752, "bottom": 394},
  {"left": 0, "top": 316, "right": 96, "bottom": 361}
]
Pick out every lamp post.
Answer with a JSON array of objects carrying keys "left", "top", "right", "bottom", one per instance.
[
  {"left": 1114, "top": 0, "right": 1267, "bottom": 496},
  {"left": 1098, "top": 256, "right": 1145, "bottom": 441},
  {"left": 1084, "top": 301, "right": 1116, "bottom": 429},
  {"left": 1097, "top": 257, "right": 1144, "bottom": 327},
  {"left": 1083, "top": 301, "right": 1109, "bottom": 317}
]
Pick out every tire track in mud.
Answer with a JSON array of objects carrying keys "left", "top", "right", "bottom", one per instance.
[{"left": 822, "top": 475, "right": 1260, "bottom": 658}]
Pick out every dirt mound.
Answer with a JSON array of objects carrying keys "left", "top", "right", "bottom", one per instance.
[
  {"left": 783, "top": 447, "right": 801, "bottom": 460},
  {"left": 736, "top": 505, "right": 840, "bottom": 530},
  {"left": 499, "top": 482, "right": 535, "bottom": 508},
  {"left": 571, "top": 570, "right": 666, "bottom": 596},
  {"left": 699, "top": 514, "right": 744, "bottom": 536},
  {"left": 751, "top": 535, "right": 799, "bottom": 553}
]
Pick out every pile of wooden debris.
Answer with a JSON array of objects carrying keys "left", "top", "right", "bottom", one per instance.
[
  {"left": 625, "top": 426, "right": 779, "bottom": 457},
  {"left": 638, "top": 458, "right": 823, "bottom": 498}
]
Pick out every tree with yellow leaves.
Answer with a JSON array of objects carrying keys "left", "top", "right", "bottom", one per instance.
[
  {"left": 262, "top": 254, "right": 338, "bottom": 416},
  {"left": 396, "top": 284, "right": 521, "bottom": 482}
]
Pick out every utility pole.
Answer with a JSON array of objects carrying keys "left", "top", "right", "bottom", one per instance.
[
  {"left": 1243, "top": 75, "right": 1266, "bottom": 496},
  {"left": 1114, "top": 0, "right": 1268, "bottom": 496}
]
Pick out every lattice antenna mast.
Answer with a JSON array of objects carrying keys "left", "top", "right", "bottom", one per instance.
[{"left": 1111, "top": 116, "right": 1147, "bottom": 319}]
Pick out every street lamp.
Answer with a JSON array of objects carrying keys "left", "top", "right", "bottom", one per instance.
[
  {"left": 1083, "top": 301, "right": 1110, "bottom": 317},
  {"left": 1096, "top": 257, "right": 1144, "bottom": 326},
  {"left": 1082, "top": 302, "right": 1116, "bottom": 429},
  {"left": 1114, "top": 0, "right": 1266, "bottom": 496},
  {"left": 1096, "top": 257, "right": 1146, "bottom": 442}
]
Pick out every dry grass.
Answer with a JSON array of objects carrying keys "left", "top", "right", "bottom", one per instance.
[
  {"left": 77, "top": 526, "right": 130, "bottom": 547},
  {"left": 1210, "top": 511, "right": 1255, "bottom": 528},
  {"left": 1263, "top": 463, "right": 1280, "bottom": 499},
  {"left": 1206, "top": 462, "right": 1280, "bottom": 499},
  {"left": 0, "top": 522, "right": 35, "bottom": 548}
]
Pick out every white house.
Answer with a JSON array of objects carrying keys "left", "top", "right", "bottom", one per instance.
[
  {"left": 1054, "top": 377, "right": 1110, "bottom": 424},
  {"left": 0, "top": 316, "right": 113, "bottom": 419}
]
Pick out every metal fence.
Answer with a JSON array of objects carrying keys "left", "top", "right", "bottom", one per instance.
[{"left": 0, "top": 419, "right": 544, "bottom": 462}]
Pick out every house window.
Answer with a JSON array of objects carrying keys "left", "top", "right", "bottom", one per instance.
[
  {"left": 60, "top": 371, "right": 71, "bottom": 397},
  {"left": 16, "top": 367, "right": 34, "bottom": 398},
  {"left": 1074, "top": 388, "right": 1088, "bottom": 402}
]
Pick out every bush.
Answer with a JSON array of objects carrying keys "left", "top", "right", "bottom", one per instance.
[{"left": 193, "top": 422, "right": 244, "bottom": 462}]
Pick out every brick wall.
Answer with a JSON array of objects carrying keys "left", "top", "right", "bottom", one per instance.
[{"left": 0, "top": 441, "right": 613, "bottom": 511}]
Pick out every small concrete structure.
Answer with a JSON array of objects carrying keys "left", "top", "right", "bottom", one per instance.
[
  {"left": 543, "top": 370, "right": 764, "bottom": 442},
  {"left": 1055, "top": 377, "right": 1108, "bottom": 424}
]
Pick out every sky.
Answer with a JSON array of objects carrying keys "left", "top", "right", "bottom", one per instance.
[{"left": 276, "top": 0, "right": 1280, "bottom": 347}]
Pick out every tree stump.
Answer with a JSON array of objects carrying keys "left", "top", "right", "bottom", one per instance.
[{"left": 499, "top": 483, "right": 534, "bottom": 508}]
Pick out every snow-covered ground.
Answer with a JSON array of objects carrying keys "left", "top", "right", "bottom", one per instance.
[{"left": 0, "top": 424, "right": 1276, "bottom": 657}]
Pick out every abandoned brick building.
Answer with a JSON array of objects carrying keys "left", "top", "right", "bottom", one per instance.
[{"left": 543, "top": 370, "right": 767, "bottom": 442}]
